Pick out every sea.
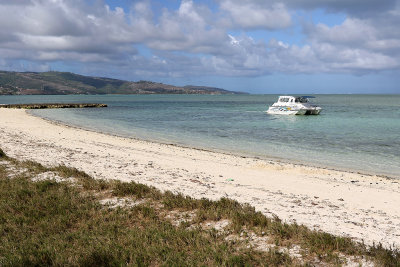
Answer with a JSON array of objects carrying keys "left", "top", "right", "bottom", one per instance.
[{"left": 1, "top": 94, "right": 399, "bottom": 178}]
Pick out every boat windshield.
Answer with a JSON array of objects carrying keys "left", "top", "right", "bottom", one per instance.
[{"left": 295, "top": 97, "right": 308, "bottom": 103}]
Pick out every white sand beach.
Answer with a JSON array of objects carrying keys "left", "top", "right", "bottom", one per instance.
[{"left": 1, "top": 108, "right": 399, "bottom": 248}]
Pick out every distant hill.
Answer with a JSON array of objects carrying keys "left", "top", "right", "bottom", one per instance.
[{"left": 0, "top": 71, "right": 242, "bottom": 95}]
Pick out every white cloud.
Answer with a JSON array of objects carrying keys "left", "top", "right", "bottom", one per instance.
[
  {"left": 220, "top": 0, "right": 292, "bottom": 30},
  {"left": 0, "top": 0, "right": 140, "bottom": 62},
  {"left": 284, "top": 0, "right": 397, "bottom": 16},
  {"left": 307, "top": 19, "right": 376, "bottom": 45},
  {"left": 0, "top": 0, "right": 399, "bottom": 79},
  {"left": 303, "top": 13, "right": 400, "bottom": 72}
]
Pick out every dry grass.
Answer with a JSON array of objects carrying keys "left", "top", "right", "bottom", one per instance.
[{"left": 0, "top": 147, "right": 399, "bottom": 266}]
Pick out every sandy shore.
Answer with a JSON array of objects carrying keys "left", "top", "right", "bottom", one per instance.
[{"left": 1, "top": 108, "right": 400, "bottom": 248}]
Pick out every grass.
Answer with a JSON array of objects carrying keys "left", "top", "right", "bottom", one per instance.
[
  {"left": 1, "top": 177, "right": 277, "bottom": 266},
  {"left": 0, "top": 155, "right": 291, "bottom": 266},
  {"left": 0, "top": 148, "right": 399, "bottom": 266}
]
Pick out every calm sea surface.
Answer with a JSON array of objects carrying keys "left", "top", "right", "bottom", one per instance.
[{"left": 1, "top": 94, "right": 399, "bottom": 177}]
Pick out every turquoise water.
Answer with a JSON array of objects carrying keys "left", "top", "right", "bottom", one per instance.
[{"left": 1, "top": 94, "right": 400, "bottom": 177}]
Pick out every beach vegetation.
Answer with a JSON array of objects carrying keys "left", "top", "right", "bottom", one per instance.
[
  {"left": 0, "top": 180, "right": 288, "bottom": 266},
  {"left": 112, "top": 180, "right": 162, "bottom": 200},
  {"left": 0, "top": 154, "right": 399, "bottom": 266}
]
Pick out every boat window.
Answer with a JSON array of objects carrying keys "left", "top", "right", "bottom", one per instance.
[
  {"left": 297, "top": 97, "right": 308, "bottom": 103},
  {"left": 280, "top": 98, "right": 289, "bottom": 102}
]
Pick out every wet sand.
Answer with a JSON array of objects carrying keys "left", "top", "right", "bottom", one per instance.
[{"left": 1, "top": 108, "right": 399, "bottom": 248}]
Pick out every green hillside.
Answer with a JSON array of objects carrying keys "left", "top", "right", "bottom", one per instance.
[{"left": 0, "top": 71, "right": 239, "bottom": 95}]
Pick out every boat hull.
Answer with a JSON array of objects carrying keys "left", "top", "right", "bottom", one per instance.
[
  {"left": 266, "top": 106, "right": 307, "bottom": 115},
  {"left": 266, "top": 106, "right": 321, "bottom": 115},
  {"left": 304, "top": 107, "right": 321, "bottom": 115}
]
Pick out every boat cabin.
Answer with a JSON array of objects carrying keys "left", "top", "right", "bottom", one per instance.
[
  {"left": 277, "top": 96, "right": 312, "bottom": 104},
  {"left": 268, "top": 95, "right": 321, "bottom": 115}
]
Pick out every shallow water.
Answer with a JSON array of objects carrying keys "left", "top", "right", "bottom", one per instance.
[{"left": 1, "top": 94, "right": 399, "bottom": 177}]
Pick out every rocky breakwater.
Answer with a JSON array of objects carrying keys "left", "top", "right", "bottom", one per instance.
[{"left": 0, "top": 103, "right": 107, "bottom": 109}]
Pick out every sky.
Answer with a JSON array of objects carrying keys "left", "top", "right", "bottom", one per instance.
[{"left": 0, "top": 0, "right": 400, "bottom": 94}]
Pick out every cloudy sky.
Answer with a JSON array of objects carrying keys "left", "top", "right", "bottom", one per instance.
[{"left": 1, "top": 0, "right": 399, "bottom": 93}]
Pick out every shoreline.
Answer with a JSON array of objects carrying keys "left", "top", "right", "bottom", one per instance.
[
  {"left": 1, "top": 108, "right": 400, "bottom": 248},
  {"left": 28, "top": 110, "right": 398, "bottom": 180}
]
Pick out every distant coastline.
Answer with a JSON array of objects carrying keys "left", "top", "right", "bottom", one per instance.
[{"left": 0, "top": 70, "right": 246, "bottom": 95}]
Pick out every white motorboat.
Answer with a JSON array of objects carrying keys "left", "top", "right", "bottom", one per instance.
[{"left": 266, "top": 96, "right": 322, "bottom": 115}]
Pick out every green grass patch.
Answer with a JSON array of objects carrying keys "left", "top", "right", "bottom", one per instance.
[
  {"left": 107, "top": 175, "right": 400, "bottom": 266},
  {"left": 0, "top": 164, "right": 291, "bottom": 266},
  {"left": 112, "top": 180, "right": 162, "bottom": 200},
  {"left": 0, "top": 151, "right": 399, "bottom": 266}
]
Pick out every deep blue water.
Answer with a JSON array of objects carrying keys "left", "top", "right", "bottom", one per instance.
[{"left": 1, "top": 94, "right": 399, "bottom": 177}]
